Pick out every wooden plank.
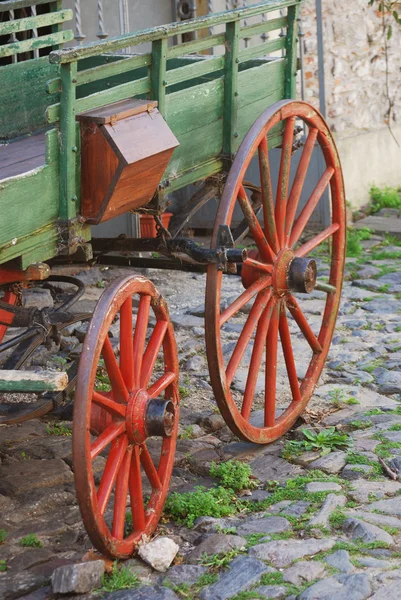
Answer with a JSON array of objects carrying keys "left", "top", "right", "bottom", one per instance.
[
  {"left": 47, "top": 75, "right": 151, "bottom": 123},
  {"left": 166, "top": 56, "right": 224, "bottom": 87},
  {"left": 238, "top": 37, "right": 286, "bottom": 63},
  {"left": 0, "top": 0, "right": 53, "bottom": 11},
  {"left": 0, "top": 131, "right": 59, "bottom": 253},
  {"left": 164, "top": 118, "right": 223, "bottom": 179},
  {"left": 0, "top": 58, "right": 60, "bottom": 139},
  {"left": 76, "top": 98, "right": 157, "bottom": 123},
  {"left": 167, "top": 33, "right": 225, "bottom": 59},
  {"left": 238, "top": 58, "right": 285, "bottom": 108},
  {"left": 0, "top": 370, "right": 68, "bottom": 393},
  {"left": 59, "top": 62, "right": 78, "bottom": 221},
  {"left": 166, "top": 158, "right": 223, "bottom": 192},
  {"left": 0, "top": 9, "right": 73, "bottom": 36},
  {"left": 284, "top": 4, "right": 299, "bottom": 98},
  {"left": 0, "top": 133, "right": 46, "bottom": 171},
  {"left": 239, "top": 16, "right": 287, "bottom": 38},
  {"left": 237, "top": 88, "right": 285, "bottom": 142},
  {"left": 76, "top": 53, "right": 151, "bottom": 86},
  {"left": 0, "top": 30, "right": 74, "bottom": 58},
  {"left": 151, "top": 38, "right": 168, "bottom": 116},
  {"left": 49, "top": 1, "right": 301, "bottom": 64},
  {"left": 165, "top": 78, "right": 223, "bottom": 137},
  {"left": 223, "top": 20, "right": 240, "bottom": 156}
]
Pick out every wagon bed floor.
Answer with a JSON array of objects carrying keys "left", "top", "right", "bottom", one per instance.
[{"left": 0, "top": 131, "right": 46, "bottom": 180}]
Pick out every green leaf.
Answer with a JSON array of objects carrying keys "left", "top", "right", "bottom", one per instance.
[
  {"left": 387, "top": 23, "right": 392, "bottom": 39},
  {"left": 302, "top": 429, "right": 317, "bottom": 441}
]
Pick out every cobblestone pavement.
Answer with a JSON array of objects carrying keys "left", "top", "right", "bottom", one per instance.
[{"left": 1, "top": 236, "right": 401, "bottom": 600}]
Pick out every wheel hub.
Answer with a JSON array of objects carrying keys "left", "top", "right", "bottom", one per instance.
[
  {"left": 287, "top": 257, "right": 317, "bottom": 294},
  {"left": 241, "top": 248, "right": 317, "bottom": 296},
  {"left": 126, "top": 389, "right": 175, "bottom": 444}
]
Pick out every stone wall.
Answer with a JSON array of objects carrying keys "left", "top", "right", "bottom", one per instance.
[
  {"left": 301, "top": 0, "right": 401, "bottom": 136},
  {"left": 300, "top": 1, "right": 401, "bottom": 206}
]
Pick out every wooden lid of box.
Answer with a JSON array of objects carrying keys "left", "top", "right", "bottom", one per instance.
[{"left": 77, "top": 99, "right": 158, "bottom": 124}]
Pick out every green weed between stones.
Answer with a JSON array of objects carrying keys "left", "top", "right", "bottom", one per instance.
[
  {"left": 260, "top": 572, "right": 284, "bottom": 586},
  {"left": 282, "top": 427, "right": 352, "bottom": 458},
  {"left": 370, "top": 185, "right": 401, "bottom": 214},
  {"left": 101, "top": 564, "right": 140, "bottom": 592},
  {"left": 346, "top": 452, "right": 383, "bottom": 477},
  {"left": 179, "top": 425, "right": 194, "bottom": 439},
  {"left": 45, "top": 423, "right": 71, "bottom": 436},
  {"left": 179, "top": 386, "right": 190, "bottom": 399},
  {"left": 201, "top": 549, "right": 243, "bottom": 569},
  {"left": 164, "top": 487, "right": 243, "bottom": 528},
  {"left": 165, "top": 573, "right": 220, "bottom": 600},
  {"left": 373, "top": 434, "right": 401, "bottom": 459},
  {"left": 0, "top": 529, "right": 6, "bottom": 544},
  {"left": 349, "top": 420, "right": 373, "bottom": 430},
  {"left": 329, "top": 508, "right": 347, "bottom": 528},
  {"left": 210, "top": 460, "right": 258, "bottom": 492},
  {"left": 19, "top": 534, "right": 43, "bottom": 548},
  {"left": 0, "top": 560, "right": 6, "bottom": 572},
  {"left": 361, "top": 357, "right": 385, "bottom": 373},
  {"left": 371, "top": 250, "right": 401, "bottom": 260},
  {"left": 346, "top": 228, "right": 372, "bottom": 257}
]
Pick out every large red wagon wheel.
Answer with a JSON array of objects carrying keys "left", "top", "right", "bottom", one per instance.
[
  {"left": 205, "top": 100, "right": 345, "bottom": 444},
  {"left": 73, "top": 274, "right": 179, "bottom": 559}
]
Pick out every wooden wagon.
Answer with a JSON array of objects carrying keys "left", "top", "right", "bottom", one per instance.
[{"left": 0, "top": 0, "right": 346, "bottom": 558}]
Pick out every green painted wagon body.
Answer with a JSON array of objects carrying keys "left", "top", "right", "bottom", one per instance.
[{"left": 0, "top": 0, "right": 300, "bottom": 270}]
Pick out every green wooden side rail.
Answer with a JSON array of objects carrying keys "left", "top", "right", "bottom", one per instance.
[
  {"left": 45, "top": 0, "right": 300, "bottom": 222},
  {"left": 0, "top": 1, "right": 73, "bottom": 59}
]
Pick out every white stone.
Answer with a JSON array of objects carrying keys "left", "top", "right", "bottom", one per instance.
[{"left": 138, "top": 537, "right": 179, "bottom": 572}]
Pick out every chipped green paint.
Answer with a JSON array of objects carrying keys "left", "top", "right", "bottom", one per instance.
[
  {"left": 223, "top": 20, "right": 240, "bottom": 157},
  {"left": 0, "top": 9, "right": 72, "bottom": 37},
  {"left": 49, "top": 0, "right": 302, "bottom": 64},
  {"left": 0, "top": 30, "right": 74, "bottom": 59},
  {"left": 285, "top": 4, "right": 300, "bottom": 99}
]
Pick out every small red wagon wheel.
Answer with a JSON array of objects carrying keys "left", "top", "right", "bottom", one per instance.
[
  {"left": 73, "top": 274, "right": 179, "bottom": 559},
  {"left": 205, "top": 100, "right": 346, "bottom": 444},
  {"left": 0, "top": 290, "right": 18, "bottom": 344}
]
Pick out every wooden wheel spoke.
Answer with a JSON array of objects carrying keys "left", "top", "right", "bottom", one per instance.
[
  {"left": 279, "top": 308, "right": 301, "bottom": 403},
  {"left": 120, "top": 296, "right": 134, "bottom": 390},
  {"left": 148, "top": 371, "right": 176, "bottom": 399},
  {"left": 290, "top": 167, "right": 334, "bottom": 247},
  {"left": 140, "top": 443, "right": 162, "bottom": 490},
  {"left": 220, "top": 275, "right": 271, "bottom": 327},
  {"left": 97, "top": 436, "right": 128, "bottom": 515},
  {"left": 275, "top": 116, "right": 295, "bottom": 247},
  {"left": 241, "top": 297, "right": 276, "bottom": 420},
  {"left": 287, "top": 295, "right": 323, "bottom": 354},
  {"left": 93, "top": 391, "right": 126, "bottom": 418},
  {"left": 226, "top": 290, "right": 272, "bottom": 386},
  {"left": 133, "top": 294, "right": 152, "bottom": 389},
  {"left": 242, "top": 258, "right": 273, "bottom": 276},
  {"left": 295, "top": 223, "right": 339, "bottom": 257},
  {"left": 90, "top": 421, "right": 126, "bottom": 460},
  {"left": 140, "top": 321, "right": 168, "bottom": 389},
  {"left": 265, "top": 302, "right": 280, "bottom": 427},
  {"left": 285, "top": 127, "right": 318, "bottom": 242},
  {"left": 237, "top": 185, "right": 275, "bottom": 263},
  {"left": 102, "top": 337, "right": 129, "bottom": 403},
  {"left": 129, "top": 446, "right": 146, "bottom": 532},
  {"left": 258, "top": 136, "right": 279, "bottom": 252},
  {"left": 112, "top": 446, "right": 132, "bottom": 540}
]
